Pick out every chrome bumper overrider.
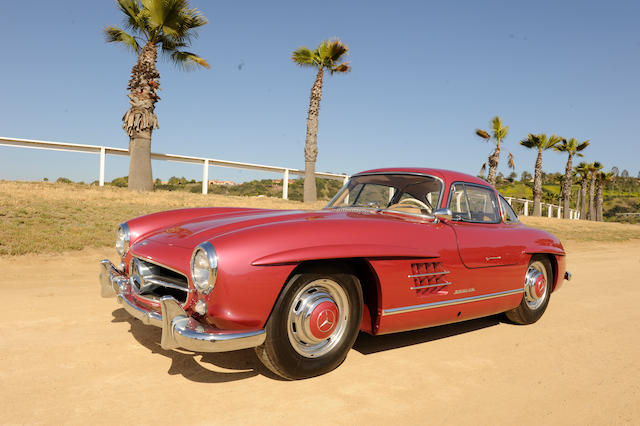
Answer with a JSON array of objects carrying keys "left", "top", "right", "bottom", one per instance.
[{"left": 99, "top": 259, "right": 266, "bottom": 352}]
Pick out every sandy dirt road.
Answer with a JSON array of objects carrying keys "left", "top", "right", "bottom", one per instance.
[{"left": 1, "top": 241, "right": 639, "bottom": 425}]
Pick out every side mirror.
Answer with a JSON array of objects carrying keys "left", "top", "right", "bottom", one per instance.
[{"left": 434, "top": 208, "right": 453, "bottom": 222}]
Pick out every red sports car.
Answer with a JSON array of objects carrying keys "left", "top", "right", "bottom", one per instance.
[{"left": 100, "top": 168, "right": 570, "bottom": 379}]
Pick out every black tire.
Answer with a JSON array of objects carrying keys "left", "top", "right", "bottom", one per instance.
[
  {"left": 505, "top": 255, "right": 553, "bottom": 325},
  {"left": 255, "top": 271, "right": 363, "bottom": 380}
]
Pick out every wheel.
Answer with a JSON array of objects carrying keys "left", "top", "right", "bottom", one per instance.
[
  {"left": 255, "top": 271, "right": 363, "bottom": 380},
  {"left": 505, "top": 255, "right": 552, "bottom": 325}
]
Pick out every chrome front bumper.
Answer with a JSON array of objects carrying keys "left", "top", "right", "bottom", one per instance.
[{"left": 99, "top": 259, "right": 266, "bottom": 352}]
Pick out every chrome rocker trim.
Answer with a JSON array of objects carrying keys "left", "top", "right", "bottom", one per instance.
[
  {"left": 381, "top": 288, "right": 524, "bottom": 316},
  {"left": 99, "top": 259, "right": 266, "bottom": 352}
]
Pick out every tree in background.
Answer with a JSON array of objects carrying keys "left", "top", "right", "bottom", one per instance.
[
  {"left": 475, "top": 116, "right": 509, "bottom": 186},
  {"left": 292, "top": 39, "right": 350, "bottom": 202},
  {"left": 588, "top": 162, "right": 603, "bottom": 220},
  {"left": 519, "top": 133, "right": 562, "bottom": 216},
  {"left": 596, "top": 171, "right": 614, "bottom": 221},
  {"left": 105, "top": 0, "right": 209, "bottom": 191},
  {"left": 574, "top": 162, "right": 590, "bottom": 219},
  {"left": 621, "top": 169, "right": 630, "bottom": 178},
  {"left": 611, "top": 166, "right": 619, "bottom": 177},
  {"left": 554, "top": 138, "right": 589, "bottom": 218}
]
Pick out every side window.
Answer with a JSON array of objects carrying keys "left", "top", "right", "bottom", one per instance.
[
  {"left": 499, "top": 195, "right": 520, "bottom": 223},
  {"left": 448, "top": 183, "right": 500, "bottom": 223},
  {"left": 448, "top": 183, "right": 471, "bottom": 220}
]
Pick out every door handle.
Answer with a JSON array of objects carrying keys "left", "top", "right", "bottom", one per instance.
[{"left": 485, "top": 256, "right": 502, "bottom": 261}]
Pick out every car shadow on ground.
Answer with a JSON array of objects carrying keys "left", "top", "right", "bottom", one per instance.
[
  {"left": 111, "top": 309, "right": 504, "bottom": 383},
  {"left": 353, "top": 315, "right": 503, "bottom": 355},
  {"left": 111, "top": 308, "right": 286, "bottom": 383}
]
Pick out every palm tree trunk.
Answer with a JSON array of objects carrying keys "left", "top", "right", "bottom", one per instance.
[
  {"left": 533, "top": 150, "right": 543, "bottom": 216},
  {"left": 303, "top": 68, "right": 324, "bottom": 202},
  {"left": 588, "top": 173, "right": 597, "bottom": 220},
  {"left": 596, "top": 182, "right": 603, "bottom": 222},
  {"left": 486, "top": 144, "right": 500, "bottom": 187},
  {"left": 575, "top": 187, "right": 581, "bottom": 218},
  {"left": 123, "top": 42, "right": 160, "bottom": 191},
  {"left": 562, "top": 155, "right": 573, "bottom": 219},
  {"left": 580, "top": 180, "right": 588, "bottom": 220}
]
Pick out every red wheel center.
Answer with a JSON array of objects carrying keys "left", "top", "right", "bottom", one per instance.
[
  {"left": 534, "top": 275, "right": 546, "bottom": 298},
  {"left": 309, "top": 301, "right": 339, "bottom": 340}
]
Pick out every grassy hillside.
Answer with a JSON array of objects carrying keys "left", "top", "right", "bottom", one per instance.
[{"left": 2, "top": 181, "right": 640, "bottom": 256}]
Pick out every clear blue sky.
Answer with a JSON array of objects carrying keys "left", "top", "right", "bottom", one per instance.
[{"left": 1, "top": 0, "right": 639, "bottom": 183}]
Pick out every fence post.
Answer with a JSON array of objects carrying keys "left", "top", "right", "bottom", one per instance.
[
  {"left": 99, "top": 146, "right": 105, "bottom": 186},
  {"left": 547, "top": 205, "right": 552, "bottom": 218},
  {"left": 506, "top": 197, "right": 512, "bottom": 206},
  {"left": 557, "top": 206, "right": 562, "bottom": 219},
  {"left": 282, "top": 169, "right": 289, "bottom": 200},
  {"left": 524, "top": 200, "right": 529, "bottom": 216},
  {"left": 202, "top": 159, "right": 209, "bottom": 195}
]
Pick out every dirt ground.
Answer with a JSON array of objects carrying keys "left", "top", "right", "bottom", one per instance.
[{"left": 1, "top": 241, "right": 639, "bottom": 425}]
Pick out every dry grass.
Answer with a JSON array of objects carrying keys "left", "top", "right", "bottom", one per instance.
[
  {"left": 519, "top": 216, "right": 640, "bottom": 243},
  {"left": 0, "top": 181, "right": 325, "bottom": 256},
  {"left": 1, "top": 180, "right": 639, "bottom": 256}
]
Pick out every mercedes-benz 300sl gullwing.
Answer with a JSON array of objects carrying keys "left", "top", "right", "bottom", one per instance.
[{"left": 100, "top": 168, "right": 570, "bottom": 379}]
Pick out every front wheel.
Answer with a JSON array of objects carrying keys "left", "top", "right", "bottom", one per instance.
[
  {"left": 255, "top": 272, "right": 363, "bottom": 380},
  {"left": 505, "top": 255, "right": 552, "bottom": 325}
]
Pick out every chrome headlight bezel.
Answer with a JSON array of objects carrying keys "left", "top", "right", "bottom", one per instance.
[
  {"left": 115, "top": 223, "right": 130, "bottom": 258},
  {"left": 190, "top": 241, "right": 218, "bottom": 294}
]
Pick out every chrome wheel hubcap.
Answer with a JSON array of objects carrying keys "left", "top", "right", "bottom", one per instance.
[
  {"left": 524, "top": 263, "right": 547, "bottom": 310},
  {"left": 287, "top": 278, "right": 349, "bottom": 358}
]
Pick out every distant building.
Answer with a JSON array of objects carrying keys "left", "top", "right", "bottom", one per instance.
[{"left": 208, "top": 180, "right": 236, "bottom": 186}]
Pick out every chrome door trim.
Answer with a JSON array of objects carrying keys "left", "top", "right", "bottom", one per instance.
[
  {"left": 381, "top": 288, "right": 524, "bottom": 316},
  {"left": 410, "top": 281, "right": 452, "bottom": 290}
]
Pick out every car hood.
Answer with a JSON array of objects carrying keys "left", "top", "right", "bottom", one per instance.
[{"left": 140, "top": 207, "right": 433, "bottom": 249}]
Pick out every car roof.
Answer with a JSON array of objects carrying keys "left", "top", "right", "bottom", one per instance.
[{"left": 354, "top": 167, "right": 493, "bottom": 188}]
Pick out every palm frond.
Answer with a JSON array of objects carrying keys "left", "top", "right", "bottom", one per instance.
[
  {"left": 330, "top": 63, "right": 351, "bottom": 74},
  {"left": 170, "top": 50, "right": 210, "bottom": 69},
  {"left": 291, "top": 47, "right": 316, "bottom": 66},
  {"left": 576, "top": 140, "right": 590, "bottom": 151},
  {"left": 519, "top": 133, "right": 540, "bottom": 149},
  {"left": 491, "top": 116, "right": 508, "bottom": 141},
  {"left": 104, "top": 26, "right": 140, "bottom": 53},
  {"left": 327, "top": 39, "right": 349, "bottom": 62},
  {"left": 116, "top": 0, "right": 147, "bottom": 32},
  {"left": 479, "top": 162, "right": 486, "bottom": 176},
  {"left": 475, "top": 129, "right": 490, "bottom": 139},
  {"left": 544, "top": 134, "right": 563, "bottom": 150},
  {"left": 508, "top": 152, "right": 515, "bottom": 170}
]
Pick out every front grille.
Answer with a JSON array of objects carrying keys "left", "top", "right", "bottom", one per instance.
[{"left": 130, "top": 258, "right": 190, "bottom": 303}]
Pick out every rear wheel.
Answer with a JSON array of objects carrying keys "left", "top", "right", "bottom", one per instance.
[
  {"left": 506, "top": 255, "right": 552, "bottom": 325},
  {"left": 255, "top": 271, "right": 363, "bottom": 380}
]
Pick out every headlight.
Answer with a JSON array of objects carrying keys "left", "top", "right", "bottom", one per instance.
[
  {"left": 115, "top": 223, "right": 130, "bottom": 258},
  {"left": 190, "top": 242, "right": 218, "bottom": 294}
]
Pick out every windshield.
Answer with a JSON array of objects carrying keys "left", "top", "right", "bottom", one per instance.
[{"left": 326, "top": 174, "right": 443, "bottom": 216}]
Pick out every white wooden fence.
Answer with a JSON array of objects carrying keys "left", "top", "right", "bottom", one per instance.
[
  {"left": 504, "top": 197, "right": 579, "bottom": 220},
  {"left": 0, "top": 136, "right": 349, "bottom": 199},
  {"left": 0, "top": 136, "right": 581, "bottom": 218}
]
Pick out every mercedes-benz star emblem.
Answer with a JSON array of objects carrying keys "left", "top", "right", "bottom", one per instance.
[{"left": 317, "top": 309, "right": 336, "bottom": 332}]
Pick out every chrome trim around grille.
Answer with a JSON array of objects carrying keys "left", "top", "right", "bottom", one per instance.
[
  {"left": 382, "top": 288, "right": 524, "bottom": 316},
  {"left": 408, "top": 270, "right": 451, "bottom": 278},
  {"left": 410, "top": 281, "right": 452, "bottom": 290}
]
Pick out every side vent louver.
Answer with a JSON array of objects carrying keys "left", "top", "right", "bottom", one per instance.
[{"left": 408, "top": 262, "right": 451, "bottom": 295}]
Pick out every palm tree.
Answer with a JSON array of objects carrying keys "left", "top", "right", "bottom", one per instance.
[
  {"left": 588, "top": 162, "right": 603, "bottom": 220},
  {"left": 596, "top": 171, "right": 614, "bottom": 221},
  {"left": 574, "top": 162, "right": 590, "bottom": 219},
  {"left": 519, "top": 133, "right": 562, "bottom": 216},
  {"left": 105, "top": 0, "right": 209, "bottom": 191},
  {"left": 554, "top": 138, "right": 589, "bottom": 218},
  {"left": 475, "top": 116, "right": 509, "bottom": 186},
  {"left": 292, "top": 39, "right": 350, "bottom": 202}
]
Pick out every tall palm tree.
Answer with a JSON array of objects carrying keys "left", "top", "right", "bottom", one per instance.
[
  {"left": 588, "top": 161, "right": 603, "bottom": 220},
  {"left": 475, "top": 116, "right": 509, "bottom": 186},
  {"left": 574, "top": 162, "right": 590, "bottom": 220},
  {"left": 595, "top": 171, "right": 614, "bottom": 221},
  {"left": 519, "top": 133, "right": 562, "bottom": 216},
  {"left": 292, "top": 39, "right": 350, "bottom": 202},
  {"left": 554, "top": 138, "right": 589, "bottom": 218},
  {"left": 105, "top": 0, "right": 209, "bottom": 191}
]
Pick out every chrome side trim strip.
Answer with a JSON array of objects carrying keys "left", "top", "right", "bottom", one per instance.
[
  {"left": 408, "top": 270, "right": 451, "bottom": 278},
  {"left": 410, "top": 281, "right": 452, "bottom": 290},
  {"left": 382, "top": 288, "right": 524, "bottom": 316}
]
